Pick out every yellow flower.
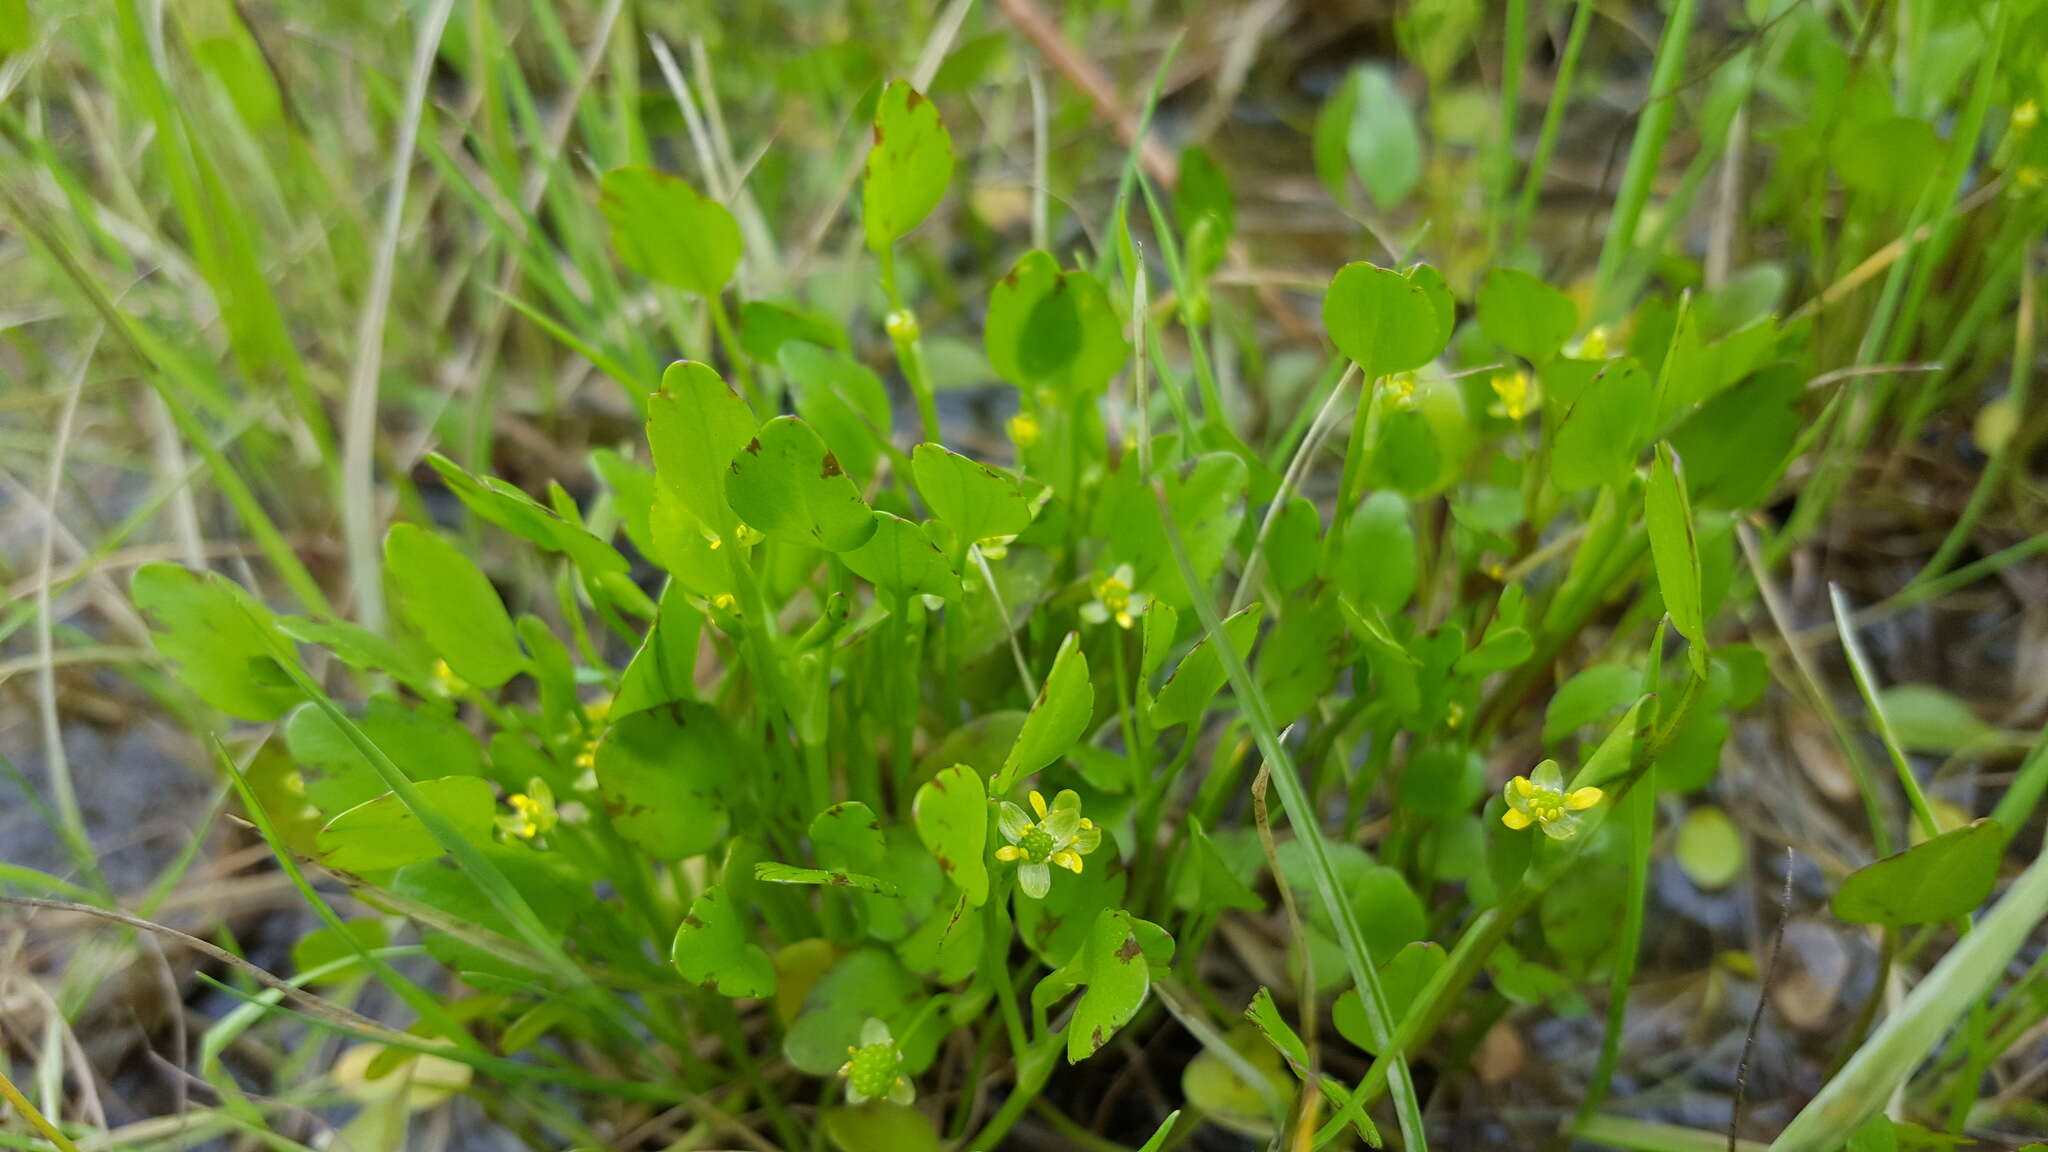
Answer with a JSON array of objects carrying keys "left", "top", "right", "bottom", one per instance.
[
  {"left": 1575, "top": 325, "right": 1611, "bottom": 360},
  {"left": 1081, "top": 563, "right": 1148, "bottom": 630},
  {"left": 1488, "top": 370, "right": 1537, "bottom": 421},
  {"left": 1384, "top": 372, "right": 1418, "bottom": 407},
  {"left": 995, "top": 789, "right": 1102, "bottom": 898},
  {"left": 431, "top": 659, "right": 468, "bottom": 697},
  {"left": 2014, "top": 100, "right": 2038, "bottom": 131},
  {"left": 1501, "top": 759, "right": 1603, "bottom": 840},
  {"left": 500, "top": 778, "right": 558, "bottom": 841},
  {"left": 1008, "top": 412, "right": 1041, "bottom": 449}
]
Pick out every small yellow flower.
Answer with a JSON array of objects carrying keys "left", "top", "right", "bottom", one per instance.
[
  {"left": 2014, "top": 100, "right": 2038, "bottom": 131},
  {"left": 1488, "top": 370, "right": 1537, "bottom": 421},
  {"left": 1008, "top": 412, "right": 1041, "bottom": 449},
  {"left": 996, "top": 789, "right": 1102, "bottom": 898},
  {"left": 1501, "top": 759, "right": 1603, "bottom": 840},
  {"left": 1384, "top": 372, "right": 1418, "bottom": 407},
  {"left": 431, "top": 659, "right": 468, "bottom": 697},
  {"left": 710, "top": 593, "right": 739, "bottom": 614},
  {"left": 1445, "top": 701, "right": 1465, "bottom": 730},
  {"left": 1575, "top": 325, "right": 1611, "bottom": 360},
  {"left": 838, "top": 1018, "right": 914, "bottom": 1106},
  {"left": 1081, "top": 564, "right": 1149, "bottom": 630},
  {"left": 500, "top": 778, "right": 558, "bottom": 841},
  {"left": 2018, "top": 166, "right": 2046, "bottom": 192}
]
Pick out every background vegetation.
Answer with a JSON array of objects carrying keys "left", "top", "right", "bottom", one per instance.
[{"left": 3, "top": 0, "right": 2046, "bottom": 1150}]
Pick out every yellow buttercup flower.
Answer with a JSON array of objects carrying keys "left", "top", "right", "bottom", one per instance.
[
  {"left": 1081, "top": 563, "right": 1149, "bottom": 630},
  {"left": 1489, "top": 370, "right": 1537, "bottom": 421},
  {"left": 1575, "top": 325, "right": 1612, "bottom": 360},
  {"left": 1501, "top": 759, "right": 1603, "bottom": 840},
  {"left": 995, "top": 788, "right": 1102, "bottom": 898},
  {"left": 1385, "top": 372, "right": 1419, "bottom": 407},
  {"left": 431, "top": 659, "right": 468, "bottom": 697},
  {"left": 1008, "top": 412, "right": 1041, "bottom": 449},
  {"left": 500, "top": 778, "right": 558, "bottom": 841}
]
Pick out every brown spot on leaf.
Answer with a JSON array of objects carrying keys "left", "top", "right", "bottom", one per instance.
[
  {"left": 744, "top": 437, "right": 763, "bottom": 454},
  {"left": 821, "top": 453, "right": 844, "bottom": 479},
  {"left": 1116, "top": 938, "right": 1143, "bottom": 963},
  {"left": 1090, "top": 1026, "right": 1105, "bottom": 1050},
  {"left": 683, "top": 914, "right": 705, "bottom": 929}
]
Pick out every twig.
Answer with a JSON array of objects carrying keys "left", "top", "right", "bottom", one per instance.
[{"left": 1731, "top": 848, "right": 1795, "bottom": 1152}]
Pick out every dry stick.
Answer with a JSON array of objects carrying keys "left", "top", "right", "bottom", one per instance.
[
  {"left": 1731, "top": 849, "right": 1797, "bottom": 1152},
  {"left": 340, "top": 0, "right": 456, "bottom": 632},
  {"left": 995, "top": 0, "right": 1318, "bottom": 346},
  {"left": 0, "top": 896, "right": 404, "bottom": 1042}
]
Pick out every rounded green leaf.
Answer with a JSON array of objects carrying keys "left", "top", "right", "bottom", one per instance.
[
  {"left": 823, "top": 1103, "right": 939, "bottom": 1152},
  {"left": 1477, "top": 267, "right": 1578, "bottom": 364},
  {"left": 599, "top": 166, "right": 741, "bottom": 296},
  {"left": 863, "top": 81, "right": 952, "bottom": 253},
  {"left": 910, "top": 443, "right": 1031, "bottom": 548},
  {"left": 996, "top": 632, "right": 1093, "bottom": 792},
  {"left": 1322, "top": 262, "right": 1445, "bottom": 381},
  {"left": 1676, "top": 805, "right": 1745, "bottom": 890},
  {"left": 316, "top": 776, "right": 494, "bottom": 873},
  {"left": 1065, "top": 909, "right": 1156, "bottom": 1062},
  {"left": 726, "top": 415, "right": 878, "bottom": 551},
  {"left": 1336, "top": 491, "right": 1416, "bottom": 614},
  {"left": 1151, "top": 602, "right": 1264, "bottom": 730},
  {"left": 672, "top": 883, "right": 775, "bottom": 998},
  {"left": 913, "top": 764, "right": 987, "bottom": 906},
  {"left": 1832, "top": 819, "right": 2005, "bottom": 927},
  {"left": 1550, "top": 358, "right": 1651, "bottom": 493},
  {"left": 132, "top": 563, "right": 298, "bottom": 721},
  {"left": 841, "top": 512, "right": 959, "bottom": 600},
  {"left": 781, "top": 342, "right": 892, "bottom": 483},
  {"left": 984, "top": 250, "right": 1129, "bottom": 397},
  {"left": 594, "top": 706, "right": 736, "bottom": 859},
  {"left": 646, "top": 360, "right": 758, "bottom": 538},
  {"left": 385, "top": 524, "right": 527, "bottom": 689}
]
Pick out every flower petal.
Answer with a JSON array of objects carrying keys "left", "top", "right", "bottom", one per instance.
[
  {"left": 1501, "top": 807, "right": 1534, "bottom": 830},
  {"left": 1565, "top": 786, "right": 1603, "bottom": 811},
  {"left": 888, "top": 1077, "right": 916, "bottom": 1106},
  {"left": 998, "top": 802, "right": 1032, "bottom": 842},
  {"left": 1505, "top": 778, "right": 1532, "bottom": 808},
  {"left": 1052, "top": 788, "right": 1082, "bottom": 812},
  {"left": 1029, "top": 790, "right": 1049, "bottom": 818},
  {"left": 1531, "top": 759, "right": 1565, "bottom": 791},
  {"left": 1071, "top": 824, "right": 1103, "bottom": 855},
  {"left": 1041, "top": 807, "right": 1080, "bottom": 842},
  {"left": 1019, "top": 862, "right": 1051, "bottom": 899},
  {"left": 1080, "top": 602, "right": 1109, "bottom": 624},
  {"left": 995, "top": 844, "right": 1023, "bottom": 862},
  {"left": 860, "top": 1017, "right": 892, "bottom": 1047},
  {"left": 1539, "top": 811, "right": 1581, "bottom": 840},
  {"left": 1053, "top": 850, "right": 1084, "bottom": 873}
]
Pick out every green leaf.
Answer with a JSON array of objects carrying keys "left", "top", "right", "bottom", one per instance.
[
  {"left": 1668, "top": 366, "right": 1802, "bottom": 509},
  {"left": 1344, "top": 66, "right": 1422, "bottom": 209},
  {"left": 598, "top": 166, "right": 741, "bottom": 296},
  {"left": 984, "top": 250, "right": 1129, "bottom": 397},
  {"left": 1171, "top": 815, "right": 1262, "bottom": 913},
  {"left": 781, "top": 342, "right": 892, "bottom": 483},
  {"left": 672, "top": 883, "right": 775, "bottom": 997},
  {"left": 823, "top": 1103, "right": 940, "bottom": 1152},
  {"left": 1550, "top": 358, "right": 1651, "bottom": 492},
  {"left": 284, "top": 697, "right": 484, "bottom": 817},
  {"left": 1645, "top": 442, "right": 1706, "bottom": 648},
  {"left": 863, "top": 81, "right": 952, "bottom": 253},
  {"left": 384, "top": 524, "right": 527, "bottom": 689},
  {"left": 784, "top": 949, "right": 926, "bottom": 1074},
  {"left": 726, "top": 415, "right": 877, "bottom": 551},
  {"left": 1875, "top": 685, "right": 2000, "bottom": 755},
  {"left": 1335, "top": 490, "right": 1416, "bottom": 614},
  {"left": 316, "top": 776, "right": 494, "bottom": 873},
  {"left": 132, "top": 563, "right": 299, "bottom": 721},
  {"left": 647, "top": 360, "right": 757, "bottom": 539},
  {"left": 841, "top": 512, "right": 959, "bottom": 600},
  {"left": 1332, "top": 941, "right": 1447, "bottom": 1054},
  {"left": 594, "top": 705, "right": 738, "bottom": 859},
  {"left": 1477, "top": 267, "right": 1578, "bottom": 364},
  {"left": 754, "top": 862, "right": 900, "bottom": 896},
  {"left": 1676, "top": 805, "right": 1745, "bottom": 890},
  {"left": 1543, "top": 664, "right": 1643, "bottom": 744},
  {"left": 1322, "top": 261, "right": 1445, "bottom": 381},
  {"left": 1266, "top": 497, "right": 1322, "bottom": 593},
  {"left": 911, "top": 443, "right": 1031, "bottom": 548},
  {"left": 997, "top": 632, "right": 1093, "bottom": 791},
  {"left": 612, "top": 583, "right": 704, "bottom": 717},
  {"left": 913, "top": 764, "right": 988, "bottom": 906},
  {"left": 1057, "top": 909, "right": 1156, "bottom": 1062},
  {"left": 1150, "top": 602, "right": 1264, "bottom": 729},
  {"left": 1832, "top": 819, "right": 2005, "bottom": 927},
  {"left": 741, "top": 299, "right": 849, "bottom": 360},
  {"left": 1314, "top": 66, "right": 1420, "bottom": 210}
]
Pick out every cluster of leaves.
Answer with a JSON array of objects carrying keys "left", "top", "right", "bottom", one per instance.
[{"left": 108, "top": 18, "right": 2048, "bottom": 1149}]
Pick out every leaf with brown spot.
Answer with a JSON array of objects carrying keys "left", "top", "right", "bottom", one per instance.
[
  {"left": 725, "top": 415, "right": 876, "bottom": 552},
  {"left": 913, "top": 765, "right": 987, "bottom": 906}
]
